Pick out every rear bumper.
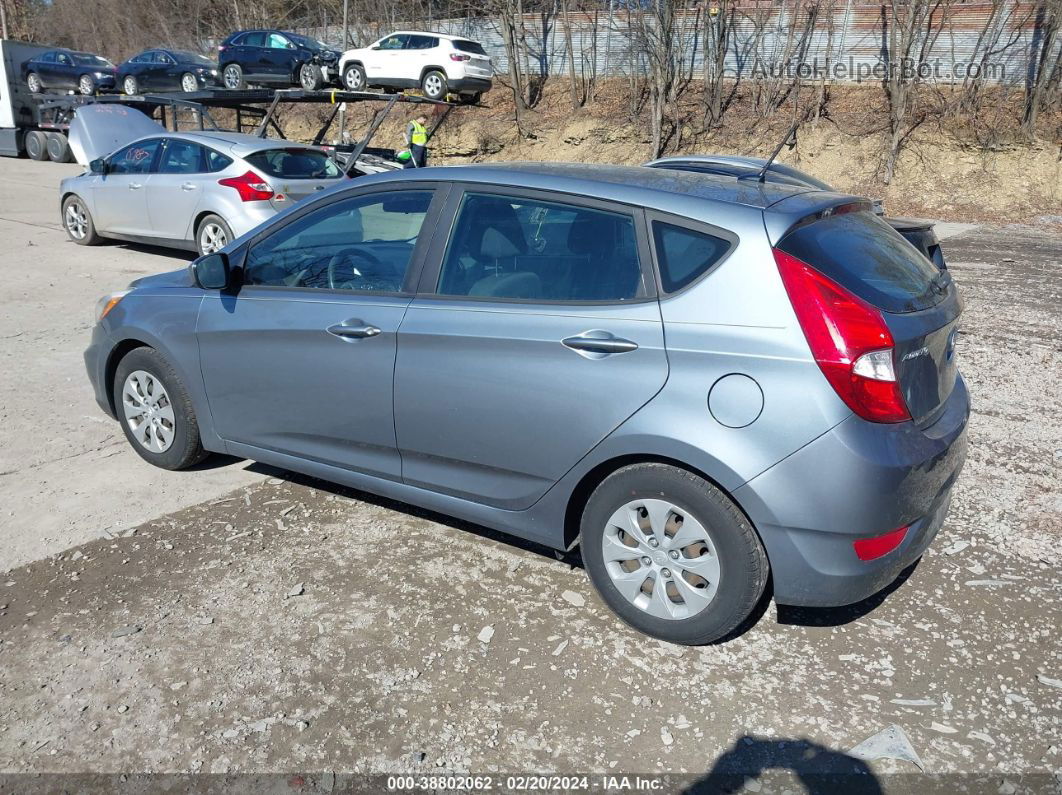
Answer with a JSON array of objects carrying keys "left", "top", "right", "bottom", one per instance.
[
  {"left": 447, "top": 76, "right": 492, "bottom": 94},
  {"left": 734, "top": 374, "right": 970, "bottom": 607}
]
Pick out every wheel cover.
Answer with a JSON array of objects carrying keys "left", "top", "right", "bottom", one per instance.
[
  {"left": 65, "top": 201, "right": 88, "bottom": 239},
  {"left": 79, "top": 75, "right": 93, "bottom": 94},
  {"left": 122, "top": 370, "right": 176, "bottom": 453},
  {"left": 425, "top": 74, "right": 443, "bottom": 95},
  {"left": 199, "top": 222, "right": 227, "bottom": 254},
  {"left": 124, "top": 77, "right": 136, "bottom": 95},
  {"left": 182, "top": 73, "right": 197, "bottom": 92},
  {"left": 224, "top": 66, "right": 240, "bottom": 88},
  {"left": 601, "top": 498, "right": 721, "bottom": 620}
]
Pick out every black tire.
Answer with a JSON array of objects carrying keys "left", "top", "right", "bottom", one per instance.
[
  {"left": 299, "top": 63, "right": 324, "bottom": 90},
  {"left": 122, "top": 75, "right": 138, "bottom": 96},
  {"left": 26, "top": 72, "right": 42, "bottom": 93},
  {"left": 195, "top": 214, "right": 234, "bottom": 256},
  {"left": 580, "top": 463, "right": 769, "bottom": 645},
  {"left": 421, "top": 69, "right": 447, "bottom": 100},
  {"left": 61, "top": 194, "right": 103, "bottom": 245},
  {"left": 113, "top": 347, "right": 209, "bottom": 471},
  {"left": 222, "top": 63, "right": 244, "bottom": 89},
  {"left": 46, "top": 132, "right": 72, "bottom": 163},
  {"left": 25, "top": 130, "right": 48, "bottom": 161},
  {"left": 461, "top": 92, "right": 482, "bottom": 105},
  {"left": 78, "top": 73, "right": 96, "bottom": 95},
  {"left": 343, "top": 63, "right": 366, "bottom": 91}
]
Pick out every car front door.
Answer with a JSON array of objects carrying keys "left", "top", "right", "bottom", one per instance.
[
  {"left": 367, "top": 34, "right": 406, "bottom": 82},
  {"left": 393, "top": 187, "right": 669, "bottom": 510},
  {"left": 92, "top": 138, "right": 162, "bottom": 236},
  {"left": 54, "top": 52, "right": 76, "bottom": 89},
  {"left": 264, "top": 33, "right": 296, "bottom": 80},
  {"left": 196, "top": 185, "right": 445, "bottom": 480}
]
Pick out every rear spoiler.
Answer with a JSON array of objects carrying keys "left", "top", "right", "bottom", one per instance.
[{"left": 762, "top": 192, "right": 875, "bottom": 246}]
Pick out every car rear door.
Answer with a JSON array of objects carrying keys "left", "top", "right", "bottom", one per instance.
[
  {"left": 93, "top": 138, "right": 162, "bottom": 236},
  {"left": 196, "top": 184, "right": 445, "bottom": 479},
  {"left": 392, "top": 186, "right": 668, "bottom": 510},
  {"left": 147, "top": 138, "right": 213, "bottom": 241}
]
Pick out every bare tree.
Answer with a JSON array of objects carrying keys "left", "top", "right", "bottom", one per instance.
[
  {"left": 703, "top": 0, "right": 735, "bottom": 128},
  {"left": 1022, "top": 0, "right": 1062, "bottom": 137}
]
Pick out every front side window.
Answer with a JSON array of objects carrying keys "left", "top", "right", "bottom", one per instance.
[
  {"left": 108, "top": 139, "right": 160, "bottom": 175},
  {"left": 436, "top": 192, "right": 646, "bottom": 302},
  {"left": 57, "top": 53, "right": 72, "bottom": 66},
  {"left": 158, "top": 139, "right": 204, "bottom": 174},
  {"left": 244, "top": 190, "right": 434, "bottom": 292},
  {"left": 154, "top": 52, "right": 176, "bottom": 65},
  {"left": 377, "top": 35, "right": 407, "bottom": 50},
  {"left": 268, "top": 33, "right": 292, "bottom": 49},
  {"left": 243, "top": 148, "right": 341, "bottom": 179},
  {"left": 652, "top": 221, "right": 732, "bottom": 293}
]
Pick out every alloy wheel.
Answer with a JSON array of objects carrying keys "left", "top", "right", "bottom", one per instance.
[
  {"left": 199, "top": 222, "right": 227, "bottom": 254},
  {"left": 181, "top": 73, "right": 198, "bottom": 92},
  {"left": 224, "top": 66, "right": 240, "bottom": 89},
  {"left": 600, "top": 498, "right": 721, "bottom": 620},
  {"left": 123, "top": 76, "right": 137, "bottom": 95},
  {"left": 64, "top": 200, "right": 88, "bottom": 240},
  {"left": 424, "top": 74, "right": 443, "bottom": 97},
  {"left": 27, "top": 73, "right": 41, "bottom": 92},
  {"left": 79, "top": 75, "right": 94, "bottom": 95},
  {"left": 122, "top": 370, "right": 176, "bottom": 453}
]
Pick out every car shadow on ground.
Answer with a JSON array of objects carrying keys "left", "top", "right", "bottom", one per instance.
[
  {"left": 688, "top": 736, "right": 884, "bottom": 794},
  {"left": 243, "top": 463, "right": 915, "bottom": 642},
  {"left": 97, "top": 239, "right": 198, "bottom": 262}
]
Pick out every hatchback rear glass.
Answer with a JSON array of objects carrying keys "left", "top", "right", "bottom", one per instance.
[
  {"left": 776, "top": 210, "right": 947, "bottom": 313},
  {"left": 452, "top": 40, "right": 488, "bottom": 55},
  {"left": 245, "top": 148, "right": 342, "bottom": 179}
]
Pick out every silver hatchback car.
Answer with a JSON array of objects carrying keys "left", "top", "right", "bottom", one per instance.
[
  {"left": 84, "top": 163, "right": 969, "bottom": 644},
  {"left": 60, "top": 106, "right": 346, "bottom": 256}
]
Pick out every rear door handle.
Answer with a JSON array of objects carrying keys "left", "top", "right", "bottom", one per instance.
[
  {"left": 128, "top": 182, "right": 142, "bottom": 190},
  {"left": 327, "top": 321, "right": 381, "bottom": 340},
  {"left": 562, "top": 332, "right": 639, "bottom": 355},
  {"left": 181, "top": 182, "right": 196, "bottom": 191}
]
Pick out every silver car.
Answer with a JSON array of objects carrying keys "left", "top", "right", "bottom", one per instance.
[
  {"left": 59, "top": 105, "right": 345, "bottom": 256},
  {"left": 84, "top": 163, "right": 969, "bottom": 644}
]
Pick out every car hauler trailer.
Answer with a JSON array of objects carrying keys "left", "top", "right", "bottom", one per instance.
[{"left": 0, "top": 40, "right": 57, "bottom": 159}]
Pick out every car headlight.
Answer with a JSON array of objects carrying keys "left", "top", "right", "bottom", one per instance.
[
  {"left": 210, "top": 68, "right": 218, "bottom": 76},
  {"left": 94, "top": 71, "right": 109, "bottom": 78},
  {"left": 95, "top": 291, "right": 129, "bottom": 323}
]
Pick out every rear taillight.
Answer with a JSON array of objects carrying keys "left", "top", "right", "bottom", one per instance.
[
  {"left": 853, "top": 524, "right": 910, "bottom": 561},
  {"left": 218, "top": 170, "right": 274, "bottom": 202},
  {"left": 773, "top": 248, "right": 911, "bottom": 423},
  {"left": 449, "top": 53, "right": 471, "bottom": 61}
]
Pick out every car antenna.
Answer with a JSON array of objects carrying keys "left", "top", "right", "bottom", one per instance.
[{"left": 753, "top": 121, "right": 799, "bottom": 183}]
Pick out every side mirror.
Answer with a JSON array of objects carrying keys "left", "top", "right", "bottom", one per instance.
[
  {"left": 193, "top": 252, "right": 230, "bottom": 290},
  {"left": 89, "top": 158, "right": 107, "bottom": 175}
]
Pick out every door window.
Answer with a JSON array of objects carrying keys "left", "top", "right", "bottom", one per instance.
[
  {"left": 268, "top": 33, "right": 292, "bottom": 49},
  {"left": 130, "top": 52, "right": 149, "bottom": 64},
  {"left": 436, "top": 192, "right": 646, "bottom": 302},
  {"left": 406, "top": 35, "right": 437, "bottom": 50},
  {"left": 154, "top": 52, "right": 175, "bottom": 65},
  {"left": 377, "top": 35, "right": 408, "bottom": 50},
  {"left": 204, "top": 148, "right": 234, "bottom": 173},
  {"left": 240, "top": 32, "right": 266, "bottom": 47},
  {"left": 57, "top": 53, "right": 72, "bottom": 66},
  {"left": 108, "top": 139, "right": 161, "bottom": 175},
  {"left": 244, "top": 190, "right": 434, "bottom": 292},
  {"left": 158, "top": 139, "right": 204, "bottom": 174},
  {"left": 651, "top": 221, "right": 732, "bottom": 293},
  {"left": 40, "top": 52, "right": 57, "bottom": 63}
]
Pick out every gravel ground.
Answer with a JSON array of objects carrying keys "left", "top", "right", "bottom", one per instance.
[{"left": 0, "top": 224, "right": 1059, "bottom": 792}]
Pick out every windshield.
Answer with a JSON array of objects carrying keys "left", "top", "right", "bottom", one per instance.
[
  {"left": 74, "top": 54, "right": 114, "bottom": 68},
  {"left": 172, "top": 51, "right": 215, "bottom": 66},
  {"left": 245, "top": 148, "right": 342, "bottom": 179}
]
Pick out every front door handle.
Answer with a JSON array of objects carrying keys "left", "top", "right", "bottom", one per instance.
[
  {"left": 562, "top": 332, "right": 639, "bottom": 355},
  {"left": 327, "top": 321, "right": 381, "bottom": 340}
]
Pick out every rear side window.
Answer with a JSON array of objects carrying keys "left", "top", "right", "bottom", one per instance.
[
  {"left": 452, "top": 40, "right": 487, "bottom": 55},
  {"left": 158, "top": 139, "right": 204, "bottom": 174},
  {"left": 204, "top": 148, "right": 233, "bottom": 172},
  {"left": 406, "top": 35, "right": 438, "bottom": 49},
  {"left": 436, "top": 192, "right": 646, "bottom": 302},
  {"left": 240, "top": 32, "right": 266, "bottom": 47},
  {"left": 244, "top": 148, "right": 341, "bottom": 179},
  {"left": 777, "top": 210, "right": 944, "bottom": 313},
  {"left": 652, "top": 221, "right": 731, "bottom": 293}
]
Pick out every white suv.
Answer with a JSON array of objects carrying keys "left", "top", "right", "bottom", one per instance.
[{"left": 339, "top": 31, "right": 492, "bottom": 103}]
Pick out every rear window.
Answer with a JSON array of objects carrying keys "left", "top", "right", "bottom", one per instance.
[
  {"left": 452, "top": 39, "right": 487, "bottom": 55},
  {"left": 244, "top": 148, "right": 341, "bottom": 179},
  {"left": 777, "top": 210, "right": 945, "bottom": 313}
]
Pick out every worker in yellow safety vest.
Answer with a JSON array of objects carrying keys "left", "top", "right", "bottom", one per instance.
[{"left": 402, "top": 114, "right": 429, "bottom": 169}]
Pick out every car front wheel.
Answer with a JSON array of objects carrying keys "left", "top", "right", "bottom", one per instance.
[
  {"left": 580, "top": 463, "right": 769, "bottom": 645},
  {"left": 62, "top": 195, "right": 102, "bottom": 245},
  {"left": 299, "top": 63, "right": 323, "bottom": 90},
  {"left": 421, "top": 70, "right": 447, "bottom": 100},
  {"left": 114, "top": 347, "right": 208, "bottom": 470}
]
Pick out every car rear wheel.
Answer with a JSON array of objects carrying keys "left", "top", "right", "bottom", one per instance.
[
  {"left": 299, "top": 63, "right": 324, "bottom": 90},
  {"left": 180, "top": 72, "right": 198, "bottom": 92},
  {"left": 421, "top": 70, "right": 447, "bottom": 100},
  {"left": 123, "top": 75, "right": 138, "bottom": 95},
  {"left": 78, "top": 74, "right": 96, "bottom": 95},
  {"left": 26, "top": 72, "right": 42, "bottom": 93},
  {"left": 25, "top": 130, "right": 49, "bottom": 161},
  {"left": 114, "top": 348, "right": 208, "bottom": 471},
  {"left": 580, "top": 463, "right": 769, "bottom": 645},
  {"left": 62, "top": 195, "right": 102, "bottom": 245},
  {"left": 196, "top": 214, "right": 233, "bottom": 256},
  {"left": 222, "top": 63, "right": 244, "bottom": 89},
  {"left": 46, "top": 132, "right": 72, "bottom": 163},
  {"left": 461, "top": 92, "right": 482, "bottom": 105},
  {"left": 343, "top": 63, "right": 366, "bottom": 91}
]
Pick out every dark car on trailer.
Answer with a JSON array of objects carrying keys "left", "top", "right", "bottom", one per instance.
[
  {"left": 116, "top": 49, "right": 220, "bottom": 96},
  {"left": 646, "top": 155, "right": 948, "bottom": 269},
  {"left": 217, "top": 30, "right": 341, "bottom": 91},
  {"left": 22, "top": 49, "right": 117, "bottom": 96}
]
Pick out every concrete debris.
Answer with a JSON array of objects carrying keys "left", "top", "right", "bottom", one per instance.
[
  {"left": 660, "top": 727, "right": 674, "bottom": 746},
  {"left": 848, "top": 724, "right": 925, "bottom": 772},
  {"left": 477, "top": 626, "right": 495, "bottom": 644},
  {"left": 1036, "top": 675, "right": 1062, "bottom": 690},
  {"left": 285, "top": 583, "right": 305, "bottom": 599},
  {"left": 561, "top": 590, "right": 585, "bottom": 607},
  {"left": 551, "top": 640, "right": 569, "bottom": 657},
  {"left": 110, "top": 625, "right": 142, "bottom": 638}
]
